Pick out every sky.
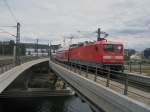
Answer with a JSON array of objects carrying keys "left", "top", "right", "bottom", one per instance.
[{"left": 0, "top": 0, "right": 150, "bottom": 51}]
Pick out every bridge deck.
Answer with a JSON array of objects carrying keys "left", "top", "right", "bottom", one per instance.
[
  {"left": 50, "top": 61, "right": 150, "bottom": 112},
  {"left": 0, "top": 58, "right": 49, "bottom": 93}
]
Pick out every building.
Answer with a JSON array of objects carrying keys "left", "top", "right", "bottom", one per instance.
[
  {"left": 144, "top": 48, "right": 150, "bottom": 59},
  {"left": 0, "top": 40, "right": 26, "bottom": 56},
  {"left": 124, "top": 49, "right": 136, "bottom": 60},
  {"left": 22, "top": 43, "right": 61, "bottom": 56},
  {"left": 0, "top": 41, "right": 61, "bottom": 57},
  {"left": 22, "top": 43, "right": 49, "bottom": 56},
  {"left": 130, "top": 53, "right": 142, "bottom": 60}
]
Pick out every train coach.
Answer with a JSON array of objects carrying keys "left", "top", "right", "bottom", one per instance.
[
  {"left": 56, "top": 40, "right": 124, "bottom": 71},
  {"left": 55, "top": 29, "right": 124, "bottom": 71}
]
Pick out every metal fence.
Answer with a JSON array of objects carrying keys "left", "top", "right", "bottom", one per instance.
[
  {"left": 124, "top": 62, "right": 150, "bottom": 75},
  {"left": 52, "top": 60, "right": 150, "bottom": 99}
]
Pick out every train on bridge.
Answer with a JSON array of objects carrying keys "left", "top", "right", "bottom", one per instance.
[{"left": 55, "top": 28, "right": 124, "bottom": 71}]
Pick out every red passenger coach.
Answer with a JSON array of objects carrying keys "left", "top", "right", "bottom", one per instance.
[{"left": 55, "top": 47, "right": 69, "bottom": 62}]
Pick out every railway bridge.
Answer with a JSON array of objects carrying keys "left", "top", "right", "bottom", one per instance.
[{"left": 0, "top": 58, "right": 149, "bottom": 112}]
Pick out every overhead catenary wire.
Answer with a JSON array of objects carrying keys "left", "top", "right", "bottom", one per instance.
[
  {"left": 3, "top": 0, "right": 18, "bottom": 23},
  {"left": 0, "top": 28, "right": 16, "bottom": 37},
  {"left": 0, "top": 25, "right": 16, "bottom": 28}
]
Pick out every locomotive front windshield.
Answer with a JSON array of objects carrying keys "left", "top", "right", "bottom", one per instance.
[{"left": 104, "top": 44, "right": 123, "bottom": 53}]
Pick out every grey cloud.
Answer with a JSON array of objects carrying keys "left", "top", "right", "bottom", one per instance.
[
  {"left": 112, "top": 27, "right": 149, "bottom": 35},
  {"left": 0, "top": 0, "right": 150, "bottom": 50}
]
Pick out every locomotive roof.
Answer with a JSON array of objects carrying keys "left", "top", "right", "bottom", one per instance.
[
  {"left": 69, "top": 40, "right": 123, "bottom": 49},
  {"left": 96, "top": 40, "right": 123, "bottom": 45},
  {"left": 58, "top": 40, "right": 123, "bottom": 50}
]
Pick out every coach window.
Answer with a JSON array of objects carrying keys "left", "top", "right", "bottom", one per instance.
[
  {"left": 104, "top": 44, "right": 113, "bottom": 52},
  {"left": 114, "top": 45, "right": 123, "bottom": 53},
  {"left": 104, "top": 44, "right": 123, "bottom": 53}
]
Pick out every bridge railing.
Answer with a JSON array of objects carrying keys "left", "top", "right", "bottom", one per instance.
[
  {"left": 50, "top": 60, "right": 150, "bottom": 112},
  {"left": 124, "top": 61, "right": 150, "bottom": 75},
  {"left": 0, "top": 56, "right": 49, "bottom": 74},
  {"left": 51, "top": 59, "right": 150, "bottom": 105}
]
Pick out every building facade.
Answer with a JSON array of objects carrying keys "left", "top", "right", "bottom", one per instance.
[{"left": 144, "top": 48, "right": 150, "bottom": 59}]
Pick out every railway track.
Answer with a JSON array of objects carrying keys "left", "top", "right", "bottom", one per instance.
[
  {"left": 100, "top": 69, "right": 150, "bottom": 92},
  {"left": 54, "top": 60, "right": 150, "bottom": 93}
]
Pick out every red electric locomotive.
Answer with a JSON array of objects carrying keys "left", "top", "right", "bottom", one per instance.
[{"left": 55, "top": 28, "right": 124, "bottom": 71}]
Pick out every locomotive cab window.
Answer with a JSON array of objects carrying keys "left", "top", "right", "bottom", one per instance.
[{"left": 104, "top": 44, "right": 123, "bottom": 53}]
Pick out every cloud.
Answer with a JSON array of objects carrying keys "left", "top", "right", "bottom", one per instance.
[
  {"left": 0, "top": 0, "right": 150, "bottom": 50},
  {"left": 110, "top": 27, "right": 149, "bottom": 35}
]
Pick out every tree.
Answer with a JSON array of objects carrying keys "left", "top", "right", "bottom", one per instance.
[{"left": 124, "top": 49, "right": 136, "bottom": 61}]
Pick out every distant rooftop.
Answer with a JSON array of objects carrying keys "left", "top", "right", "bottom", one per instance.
[
  {"left": 22, "top": 43, "right": 49, "bottom": 49},
  {"left": 22, "top": 43, "right": 61, "bottom": 50}
]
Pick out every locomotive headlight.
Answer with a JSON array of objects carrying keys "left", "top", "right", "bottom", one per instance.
[
  {"left": 115, "top": 56, "right": 123, "bottom": 59},
  {"left": 103, "top": 56, "right": 112, "bottom": 59}
]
